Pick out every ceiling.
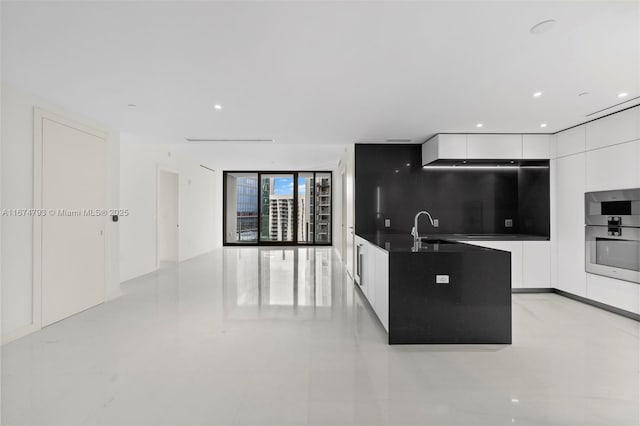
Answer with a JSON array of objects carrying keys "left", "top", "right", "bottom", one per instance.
[{"left": 2, "top": 1, "right": 639, "bottom": 152}]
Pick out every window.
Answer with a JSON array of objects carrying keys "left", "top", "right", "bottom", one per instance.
[{"left": 224, "top": 171, "right": 332, "bottom": 246}]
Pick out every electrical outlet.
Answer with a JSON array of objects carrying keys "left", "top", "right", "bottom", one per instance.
[
  {"left": 385, "top": 219, "right": 391, "bottom": 227},
  {"left": 505, "top": 219, "right": 513, "bottom": 228},
  {"left": 433, "top": 218, "right": 439, "bottom": 228},
  {"left": 436, "top": 274, "right": 450, "bottom": 284}
]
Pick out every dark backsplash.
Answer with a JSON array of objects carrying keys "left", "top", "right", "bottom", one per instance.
[{"left": 355, "top": 144, "right": 550, "bottom": 237}]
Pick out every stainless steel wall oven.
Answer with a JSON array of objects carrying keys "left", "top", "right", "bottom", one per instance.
[{"left": 585, "top": 188, "right": 640, "bottom": 283}]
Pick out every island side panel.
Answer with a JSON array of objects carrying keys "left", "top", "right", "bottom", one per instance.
[{"left": 388, "top": 250, "right": 511, "bottom": 344}]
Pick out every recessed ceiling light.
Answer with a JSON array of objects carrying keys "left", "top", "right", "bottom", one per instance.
[
  {"left": 530, "top": 19, "right": 556, "bottom": 35},
  {"left": 394, "top": 169, "right": 399, "bottom": 173},
  {"left": 214, "top": 104, "right": 222, "bottom": 110},
  {"left": 540, "top": 123, "right": 548, "bottom": 128},
  {"left": 405, "top": 162, "right": 411, "bottom": 167},
  {"left": 618, "top": 92, "right": 628, "bottom": 98},
  {"left": 127, "top": 104, "right": 137, "bottom": 107},
  {"left": 533, "top": 92, "right": 542, "bottom": 97},
  {"left": 476, "top": 123, "right": 484, "bottom": 128}
]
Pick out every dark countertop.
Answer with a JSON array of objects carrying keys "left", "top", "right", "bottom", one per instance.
[
  {"left": 425, "top": 233, "right": 549, "bottom": 242},
  {"left": 357, "top": 232, "right": 499, "bottom": 253},
  {"left": 357, "top": 231, "right": 547, "bottom": 253}
]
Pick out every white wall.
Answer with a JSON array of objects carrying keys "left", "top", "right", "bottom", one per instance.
[
  {"left": 119, "top": 137, "right": 216, "bottom": 282},
  {"left": 552, "top": 105, "right": 640, "bottom": 315},
  {"left": 1, "top": 84, "right": 120, "bottom": 342}
]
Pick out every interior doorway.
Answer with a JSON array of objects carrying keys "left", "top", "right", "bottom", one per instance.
[
  {"left": 35, "top": 110, "right": 108, "bottom": 327},
  {"left": 157, "top": 169, "right": 179, "bottom": 265}
]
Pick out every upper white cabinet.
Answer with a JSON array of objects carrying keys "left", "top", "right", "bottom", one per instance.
[
  {"left": 585, "top": 140, "right": 640, "bottom": 191},
  {"left": 556, "top": 125, "right": 586, "bottom": 158},
  {"left": 522, "top": 135, "right": 551, "bottom": 159},
  {"left": 422, "top": 133, "right": 551, "bottom": 165},
  {"left": 586, "top": 107, "right": 640, "bottom": 151},
  {"left": 467, "top": 134, "right": 522, "bottom": 159},
  {"left": 422, "top": 134, "right": 466, "bottom": 165}
]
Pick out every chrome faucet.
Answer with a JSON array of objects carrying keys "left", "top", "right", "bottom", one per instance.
[{"left": 411, "top": 210, "right": 436, "bottom": 244}]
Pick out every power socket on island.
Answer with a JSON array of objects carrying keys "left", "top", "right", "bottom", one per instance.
[
  {"left": 505, "top": 219, "right": 513, "bottom": 228},
  {"left": 436, "top": 274, "right": 450, "bottom": 284},
  {"left": 385, "top": 219, "right": 391, "bottom": 228},
  {"left": 433, "top": 219, "right": 439, "bottom": 227}
]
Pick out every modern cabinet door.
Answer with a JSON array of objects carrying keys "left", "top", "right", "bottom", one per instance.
[
  {"left": 373, "top": 249, "right": 389, "bottom": 332},
  {"left": 586, "top": 107, "right": 640, "bottom": 151},
  {"left": 364, "top": 243, "right": 375, "bottom": 307},
  {"left": 556, "top": 153, "right": 587, "bottom": 297},
  {"left": 522, "top": 241, "right": 551, "bottom": 288},
  {"left": 556, "top": 125, "right": 586, "bottom": 158},
  {"left": 522, "top": 135, "right": 551, "bottom": 159},
  {"left": 467, "top": 134, "right": 522, "bottom": 159},
  {"left": 422, "top": 134, "right": 467, "bottom": 165},
  {"left": 585, "top": 140, "right": 640, "bottom": 192}
]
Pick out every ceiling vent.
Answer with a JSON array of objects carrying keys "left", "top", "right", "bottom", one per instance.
[
  {"left": 185, "top": 138, "right": 275, "bottom": 143},
  {"left": 586, "top": 97, "right": 640, "bottom": 117},
  {"left": 385, "top": 138, "right": 413, "bottom": 143}
]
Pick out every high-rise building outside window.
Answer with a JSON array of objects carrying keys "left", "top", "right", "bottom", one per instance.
[{"left": 224, "top": 171, "right": 331, "bottom": 246}]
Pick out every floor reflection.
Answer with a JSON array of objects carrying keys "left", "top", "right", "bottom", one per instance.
[{"left": 223, "top": 247, "right": 335, "bottom": 320}]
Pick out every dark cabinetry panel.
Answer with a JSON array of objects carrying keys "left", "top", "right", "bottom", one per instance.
[{"left": 355, "top": 144, "right": 549, "bottom": 238}]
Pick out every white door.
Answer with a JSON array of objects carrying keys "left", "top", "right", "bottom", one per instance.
[
  {"left": 41, "top": 118, "right": 107, "bottom": 326},
  {"left": 158, "top": 170, "right": 179, "bottom": 263}
]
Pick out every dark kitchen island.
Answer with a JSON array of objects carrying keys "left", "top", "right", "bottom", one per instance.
[{"left": 355, "top": 233, "right": 512, "bottom": 344}]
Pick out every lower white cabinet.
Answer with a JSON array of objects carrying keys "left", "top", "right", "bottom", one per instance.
[
  {"left": 586, "top": 274, "right": 640, "bottom": 315},
  {"left": 354, "top": 235, "right": 389, "bottom": 332},
  {"left": 373, "top": 248, "right": 389, "bottom": 331},
  {"left": 522, "top": 241, "right": 551, "bottom": 288}
]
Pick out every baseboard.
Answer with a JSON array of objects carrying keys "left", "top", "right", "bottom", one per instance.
[
  {"left": 1, "top": 322, "right": 40, "bottom": 345},
  {"left": 512, "top": 288, "right": 553, "bottom": 293},
  {"left": 552, "top": 288, "right": 640, "bottom": 321}
]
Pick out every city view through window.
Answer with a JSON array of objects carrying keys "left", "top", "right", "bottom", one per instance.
[{"left": 224, "top": 171, "right": 332, "bottom": 245}]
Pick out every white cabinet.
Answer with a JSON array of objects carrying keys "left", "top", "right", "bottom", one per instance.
[
  {"left": 585, "top": 140, "right": 640, "bottom": 191},
  {"left": 586, "top": 274, "right": 640, "bottom": 315},
  {"left": 467, "top": 134, "right": 522, "bottom": 159},
  {"left": 354, "top": 235, "right": 389, "bottom": 332},
  {"left": 586, "top": 107, "right": 640, "bottom": 151},
  {"left": 522, "top": 135, "right": 551, "bottom": 159},
  {"left": 556, "top": 153, "right": 587, "bottom": 297},
  {"left": 556, "top": 125, "right": 586, "bottom": 158},
  {"left": 422, "top": 134, "right": 466, "bottom": 165},
  {"left": 373, "top": 248, "right": 389, "bottom": 332},
  {"left": 422, "top": 133, "right": 551, "bottom": 165},
  {"left": 459, "top": 240, "right": 523, "bottom": 288},
  {"left": 522, "top": 241, "right": 551, "bottom": 288}
]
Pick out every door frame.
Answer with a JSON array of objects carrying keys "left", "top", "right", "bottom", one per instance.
[
  {"left": 156, "top": 166, "right": 180, "bottom": 267},
  {"left": 33, "top": 107, "right": 109, "bottom": 331}
]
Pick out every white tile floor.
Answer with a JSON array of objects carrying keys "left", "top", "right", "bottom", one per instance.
[{"left": 2, "top": 247, "right": 639, "bottom": 425}]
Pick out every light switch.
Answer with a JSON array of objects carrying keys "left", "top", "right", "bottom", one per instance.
[
  {"left": 436, "top": 274, "right": 450, "bottom": 284},
  {"left": 385, "top": 219, "right": 391, "bottom": 227}
]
